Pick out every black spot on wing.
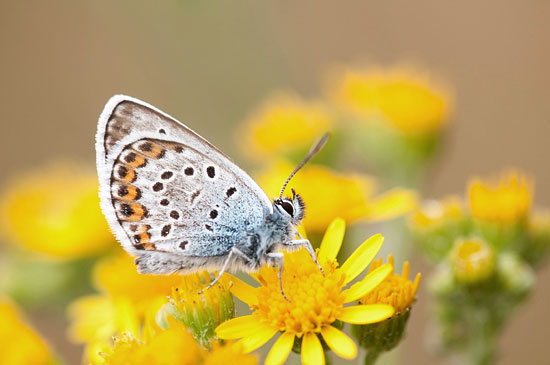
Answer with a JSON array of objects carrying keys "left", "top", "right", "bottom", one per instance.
[
  {"left": 161, "top": 171, "right": 173, "bottom": 179},
  {"left": 206, "top": 166, "right": 215, "bottom": 178},
  {"left": 210, "top": 210, "right": 218, "bottom": 219},
  {"left": 161, "top": 225, "right": 171, "bottom": 237},
  {"left": 152, "top": 182, "right": 163, "bottom": 192}
]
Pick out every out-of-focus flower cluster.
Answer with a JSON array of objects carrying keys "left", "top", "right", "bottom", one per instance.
[
  {"left": 239, "top": 64, "right": 453, "bottom": 235},
  {"left": 410, "top": 170, "right": 550, "bottom": 363},
  {"left": 0, "top": 155, "right": 420, "bottom": 364}
]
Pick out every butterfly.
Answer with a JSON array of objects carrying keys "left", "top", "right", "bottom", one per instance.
[{"left": 95, "top": 95, "right": 327, "bottom": 300}]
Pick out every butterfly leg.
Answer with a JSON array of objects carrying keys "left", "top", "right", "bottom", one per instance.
[
  {"left": 198, "top": 248, "right": 236, "bottom": 294},
  {"left": 284, "top": 232, "right": 325, "bottom": 276},
  {"left": 266, "top": 252, "right": 291, "bottom": 302}
]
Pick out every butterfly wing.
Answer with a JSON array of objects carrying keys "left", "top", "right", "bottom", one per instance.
[{"left": 96, "top": 95, "right": 273, "bottom": 273}]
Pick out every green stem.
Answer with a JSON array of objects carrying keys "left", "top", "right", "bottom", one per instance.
[{"left": 364, "top": 350, "right": 380, "bottom": 365}]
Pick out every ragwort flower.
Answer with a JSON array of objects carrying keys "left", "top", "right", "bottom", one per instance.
[
  {"left": 98, "top": 318, "right": 256, "bottom": 365},
  {"left": 238, "top": 92, "right": 332, "bottom": 160},
  {"left": 216, "top": 218, "right": 394, "bottom": 365},
  {"left": 0, "top": 298, "right": 54, "bottom": 365},
  {"left": 0, "top": 162, "right": 113, "bottom": 259},
  {"left": 352, "top": 256, "right": 421, "bottom": 363},
  {"left": 68, "top": 253, "right": 182, "bottom": 363},
  {"left": 257, "top": 161, "right": 417, "bottom": 233},
  {"left": 329, "top": 66, "right": 451, "bottom": 136},
  {"left": 468, "top": 170, "right": 533, "bottom": 225}
]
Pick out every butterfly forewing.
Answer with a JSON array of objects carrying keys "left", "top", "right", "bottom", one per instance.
[{"left": 96, "top": 96, "right": 273, "bottom": 272}]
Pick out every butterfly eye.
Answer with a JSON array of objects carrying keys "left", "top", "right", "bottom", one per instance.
[{"left": 280, "top": 200, "right": 294, "bottom": 216}]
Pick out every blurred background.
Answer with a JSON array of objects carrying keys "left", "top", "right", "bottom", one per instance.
[{"left": 1, "top": 1, "right": 549, "bottom": 364}]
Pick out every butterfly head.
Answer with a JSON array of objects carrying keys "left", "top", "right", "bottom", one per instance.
[{"left": 274, "top": 188, "right": 305, "bottom": 225}]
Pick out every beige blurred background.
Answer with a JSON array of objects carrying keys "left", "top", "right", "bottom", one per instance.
[{"left": 1, "top": 1, "right": 549, "bottom": 363}]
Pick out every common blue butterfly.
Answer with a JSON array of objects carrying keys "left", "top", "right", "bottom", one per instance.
[{"left": 96, "top": 95, "right": 327, "bottom": 299}]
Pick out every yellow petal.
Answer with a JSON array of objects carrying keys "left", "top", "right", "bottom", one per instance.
[
  {"left": 340, "top": 234, "right": 384, "bottom": 284},
  {"left": 366, "top": 188, "right": 418, "bottom": 222},
  {"left": 318, "top": 218, "right": 346, "bottom": 264},
  {"left": 265, "top": 332, "right": 295, "bottom": 365},
  {"left": 338, "top": 304, "right": 394, "bottom": 324},
  {"left": 221, "top": 273, "right": 258, "bottom": 306},
  {"left": 215, "top": 315, "right": 263, "bottom": 339},
  {"left": 301, "top": 332, "right": 325, "bottom": 365},
  {"left": 238, "top": 326, "right": 278, "bottom": 353},
  {"left": 320, "top": 326, "right": 357, "bottom": 360},
  {"left": 341, "top": 264, "right": 393, "bottom": 303}
]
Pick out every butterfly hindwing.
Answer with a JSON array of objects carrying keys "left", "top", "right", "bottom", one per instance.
[{"left": 96, "top": 95, "right": 273, "bottom": 273}]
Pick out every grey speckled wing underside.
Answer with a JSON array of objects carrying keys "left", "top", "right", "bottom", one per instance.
[{"left": 95, "top": 95, "right": 273, "bottom": 273}]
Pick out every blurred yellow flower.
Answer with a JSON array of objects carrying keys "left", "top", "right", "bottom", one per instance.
[
  {"left": 68, "top": 253, "right": 182, "bottom": 363},
  {"left": 98, "top": 324, "right": 204, "bottom": 365},
  {"left": 450, "top": 238, "right": 495, "bottom": 283},
  {"left": 238, "top": 92, "right": 332, "bottom": 159},
  {"left": 204, "top": 342, "right": 257, "bottom": 365},
  {"left": 411, "top": 197, "right": 463, "bottom": 230},
  {"left": 468, "top": 171, "right": 533, "bottom": 225},
  {"left": 329, "top": 66, "right": 450, "bottom": 135},
  {"left": 359, "top": 255, "right": 421, "bottom": 314},
  {"left": 98, "top": 319, "right": 256, "bottom": 365},
  {"left": 0, "top": 162, "right": 113, "bottom": 259},
  {"left": 216, "top": 218, "right": 395, "bottom": 365},
  {"left": 257, "top": 161, "right": 417, "bottom": 233},
  {"left": 0, "top": 298, "right": 53, "bottom": 365}
]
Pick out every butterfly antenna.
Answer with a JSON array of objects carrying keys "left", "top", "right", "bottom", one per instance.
[{"left": 278, "top": 133, "right": 330, "bottom": 199}]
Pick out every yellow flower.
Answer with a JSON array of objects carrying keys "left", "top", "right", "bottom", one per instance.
[
  {"left": 168, "top": 271, "right": 234, "bottom": 347},
  {"left": 204, "top": 342, "right": 257, "bottom": 365},
  {"left": 359, "top": 255, "right": 421, "bottom": 314},
  {"left": 98, "top": 323, "right": 204, "bottom": 365},
  {"left": 410, "top": 197, "right": 463, "bottom": 230},
  {"left": 0, "top": 162, "right": 113, "bottom": 259},
  {"left": 68, "top": 253, "right": 182, "bottom": 363},
  {"left": 450, "top": 238, "right": 495, "bottom": 283},
  {"left": 0, "top": 298, "right": 54, "bottom": 365},
  {"left": 329, "top": 66, "right": 451, "bottom": 135},
  {"left": 468, "top": 170, "right": 533, "bottom": 225},
  {"left": 238, "top": 92, "right": 332, "bottom": 159},
  {"left": 216, "top": 218, "right": 395, "bottom": 365},
  {"left": 98, "top": 320, "right": 256, "bottom": 365},
  {"left": 257, "top": 161, "right": 417, "bottom": 233}
]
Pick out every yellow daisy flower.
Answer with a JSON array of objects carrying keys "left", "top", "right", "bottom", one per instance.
[
  {"left": 352, "top": 256, "right": 420, "bottom": 362},
  {"left": 0, "top": 162, "right": 113, "bottom": 259},
  {"left": 238, "top": 92, "right": 332, "bottom": 160},
  {"left": 68, "top": 253, "right": 182, "bottom": 363},
  {"left": 0, "top": 298, "right": 54, "bottom": 365},
  {"left": 216, "top": 218, "right": 395, "bottom": 365},
  {"left": 98, "top": 317, "right": 256, "bottom": 365},
  {"left": 257, "top": 161, "right": 417, "bottom": 233},
  {"left": 450, "top": 238, "right": 495, "bottom": 283},
  {"left": 468, "top": 170, "right": 533, "bottom": 225},
  {"left": 329, "top": 66, "right": 451, "bottom": 136},
  {"left": 410, "top": 197, "right": 463, "bottom": 230},
  {"left": 358, "top": 255, "right": 421, "bottom": 314}
]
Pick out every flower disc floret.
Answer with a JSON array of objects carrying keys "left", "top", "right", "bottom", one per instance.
[{"left": 253, "top": 249, "right": 345, "bottom": 336}]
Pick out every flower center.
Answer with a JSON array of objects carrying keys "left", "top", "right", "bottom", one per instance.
[{"left": 251, "top": 249, "right": 345, "bottom": 337}]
